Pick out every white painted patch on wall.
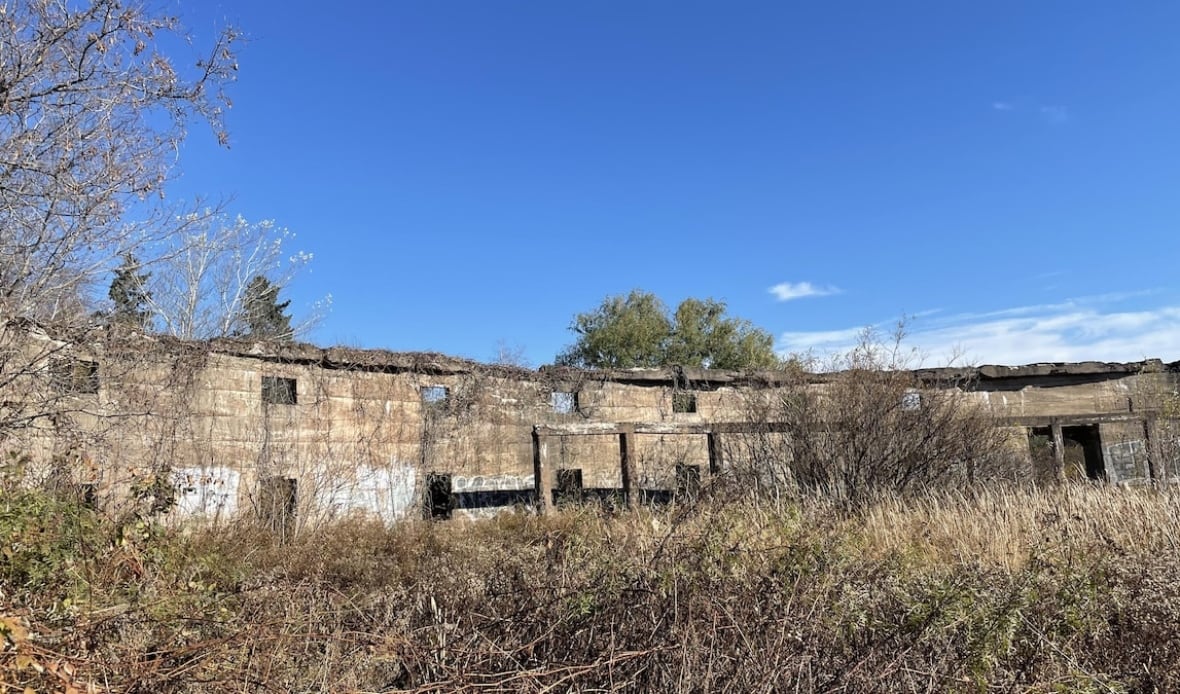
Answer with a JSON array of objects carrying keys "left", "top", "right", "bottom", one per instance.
[
  {"left": 317, "top": 462, "right": 417, "bottom": 523},
  {"left": 452, "top": 474, "right": 535, "bottom": 493},
  {"left": 172, "top": 466, "right": 240, "bottom": 519}
]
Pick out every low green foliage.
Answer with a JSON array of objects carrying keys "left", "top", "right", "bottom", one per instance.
[{"left": 0, "top": 487, "right": 99, "bottom": 596}]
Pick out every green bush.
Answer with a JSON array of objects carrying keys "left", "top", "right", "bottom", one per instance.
[{"left": 0, "top": 487, "right": 100, "bottom": 598}]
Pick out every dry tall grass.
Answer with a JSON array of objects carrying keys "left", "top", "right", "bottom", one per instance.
[
  {"left": 5, "top": 483, "right": 1180, "bottom": 692},
  {"left": 859, "top": 484, "right": 1180, "bottom": 570}
]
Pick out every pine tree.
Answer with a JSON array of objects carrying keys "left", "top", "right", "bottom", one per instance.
[
  {"left": 107, "top": 252, "right": 153, "bottom": 330},
  {"left": 238, "top": 275, "right": 293, "bottom": 341}
]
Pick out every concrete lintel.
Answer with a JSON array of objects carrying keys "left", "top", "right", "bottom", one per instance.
[
  {"left": 536, "top": 414, "right": 1179, "bottom": 442},
  {"left": 534, "top": 421, "right": 797, "bottom": 438},
  {"left": 999, "top": 412, "right": 1157, "bottom": 428}
]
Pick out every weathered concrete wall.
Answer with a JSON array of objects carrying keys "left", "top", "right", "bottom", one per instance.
[{"left": 7, "top": 331, "right": 1180, "bottom": 525}]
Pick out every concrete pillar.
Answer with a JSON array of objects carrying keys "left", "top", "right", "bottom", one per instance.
[
  {"left": 532, "top": 428, "right": 553, "bottom": 513},
  {"left": 620, "top": 427, "right": 636, "bottom": 509},
  {"left": 1144, "top": 417, "right": 1164, "bottom": 481},
  {"left": 707, "top": 432, "right": 724, "bottom": 474},
  {"left": 1051, "top": 422, "right": 1065, "bottom": 481}
]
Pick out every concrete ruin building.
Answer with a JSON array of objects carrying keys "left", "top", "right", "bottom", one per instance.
[{"left": 4, "top": 323, "right": 1180, "bottom": 528}]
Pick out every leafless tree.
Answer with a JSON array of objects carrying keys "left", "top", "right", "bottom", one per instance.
[
  {"left": 724, "top": 325, "right": 1019, "bottom": 504},
  {"left": 143, "top": 212, "right": 328, "bottom": 340},
  {"left": 0, "top": 0, "right": 238, "bottom": 322},
  {"left": 0, "top": 0, "right": 238, "bottom": 440}
]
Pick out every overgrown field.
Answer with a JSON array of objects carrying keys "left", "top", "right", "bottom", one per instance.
[{"left": 5, "top": 484, "right": 1180, "bottom": 692}]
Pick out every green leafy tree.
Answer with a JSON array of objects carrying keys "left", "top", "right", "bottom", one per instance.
[
  {"left": 106, "top": 253, "right": 153, "bottom": 330},
  {"left": 557, "top": 290, "right": 672, "bottom": 368},
  {"left": 557, "top": 290, "right": 780, "bottom": 369},
  {"left": 666, "top": 298, "right": 780, "bottom": 370},
  {"left": 237, "top": 276, "right": 293, "bottom": 341}
]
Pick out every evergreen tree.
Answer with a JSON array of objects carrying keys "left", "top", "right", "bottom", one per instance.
[
  {"left": 238, "top": 275, "right": 293, "bottom": 341},
  {"left": 107, "top": 252, "right": 153, "bottom": 330}
]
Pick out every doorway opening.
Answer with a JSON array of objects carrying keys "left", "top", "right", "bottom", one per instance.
[{"left": 1062, "top": 425, "right": 1105, "bottom": 481}]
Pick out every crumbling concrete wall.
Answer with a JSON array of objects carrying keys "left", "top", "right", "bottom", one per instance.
[{"left": 7, "top": 330, "right": 1180, "bottom": 525}]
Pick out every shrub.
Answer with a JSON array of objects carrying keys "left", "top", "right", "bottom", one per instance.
[{"left": 725, "top": 326, "right": 1017, "bottom": 505}]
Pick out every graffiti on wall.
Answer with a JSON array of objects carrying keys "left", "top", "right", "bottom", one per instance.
[
  {"left": 1104, "top": 440, "right": 1145, "bottom": 482},
  {"left": 452, "top": 473, "right": 535, "bottom": 494},
  {"left": 172, "top": 467, "right": 240, "bottom": 519},
  {"left": 451, "top": 473, "right": 536, "bottom": 517}
]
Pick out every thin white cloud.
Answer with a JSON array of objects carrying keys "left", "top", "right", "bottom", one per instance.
[
  {"left": 769, "top": 281, "right": 841, "bottom": 302},
  {"left": 920, "top": 291, "right": 1158, "bottom": 326},
  {"left": 779, "top": 325, "right": 865, "bottom": 347},
  {"left": 1040, "top": 105, "right": 1069, "bottom": 124},
  {"left": 989, "top": 102, "right": 1072, "bottom": 125},
  {"left": 776, "top": 295, "right": 1180, "bottom": 367}
]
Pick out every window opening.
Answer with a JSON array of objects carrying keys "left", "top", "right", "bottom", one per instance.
[
  {"left": 1062, "top": 424, "right": 1105, "bottom": 481},
  {"left": 426, "top": 473, "right": 453, "bottom": 519},
  {"left": 51, "top": 359, "right": 99, "bottom": 394},
  {"left": 262, "top": 376, "right": 297, "bottom": 405},
  {"left": 901, "top": 389, "right": 921, "bottom": 411},
  {"left": 421, "top": 385, "right": 449, "bottom": 410},
  {"left": 672, "top": 391, "right": 697, "bottom": 414},
  {"left": 551, "top": 391, "right": 578, "bottom": 415}
]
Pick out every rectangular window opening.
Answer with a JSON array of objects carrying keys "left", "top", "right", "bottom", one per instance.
[
  {"left": 261, "top": 376, "right": 297, "bottom": 405},
  {"left": 426, "top": 473, "right": 453, "bottom": 519},
  {"left": 901, "top": 389, "right": 921, "bottom": 411},
  {"left": 554, "top": 468, "right": 584, "bottom": 506},
  {"left": 1062, "top": 424, "right": 1105, "bottom": 481},
  {"left": 52, "top": 359, "right": 99, "bottom": 394},
  {"left": 421, "top": 385, "right": 449, "bottom": 409},
  {"left": 551, "top": 391, "right": 579, "bottom": 415},
  {"left": 672, "top": 391, "right": 697, "bottom": 414}
]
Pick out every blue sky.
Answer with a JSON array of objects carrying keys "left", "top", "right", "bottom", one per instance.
[{"left": 169, "top": 1, "right": 1180, "bottom": 367}]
